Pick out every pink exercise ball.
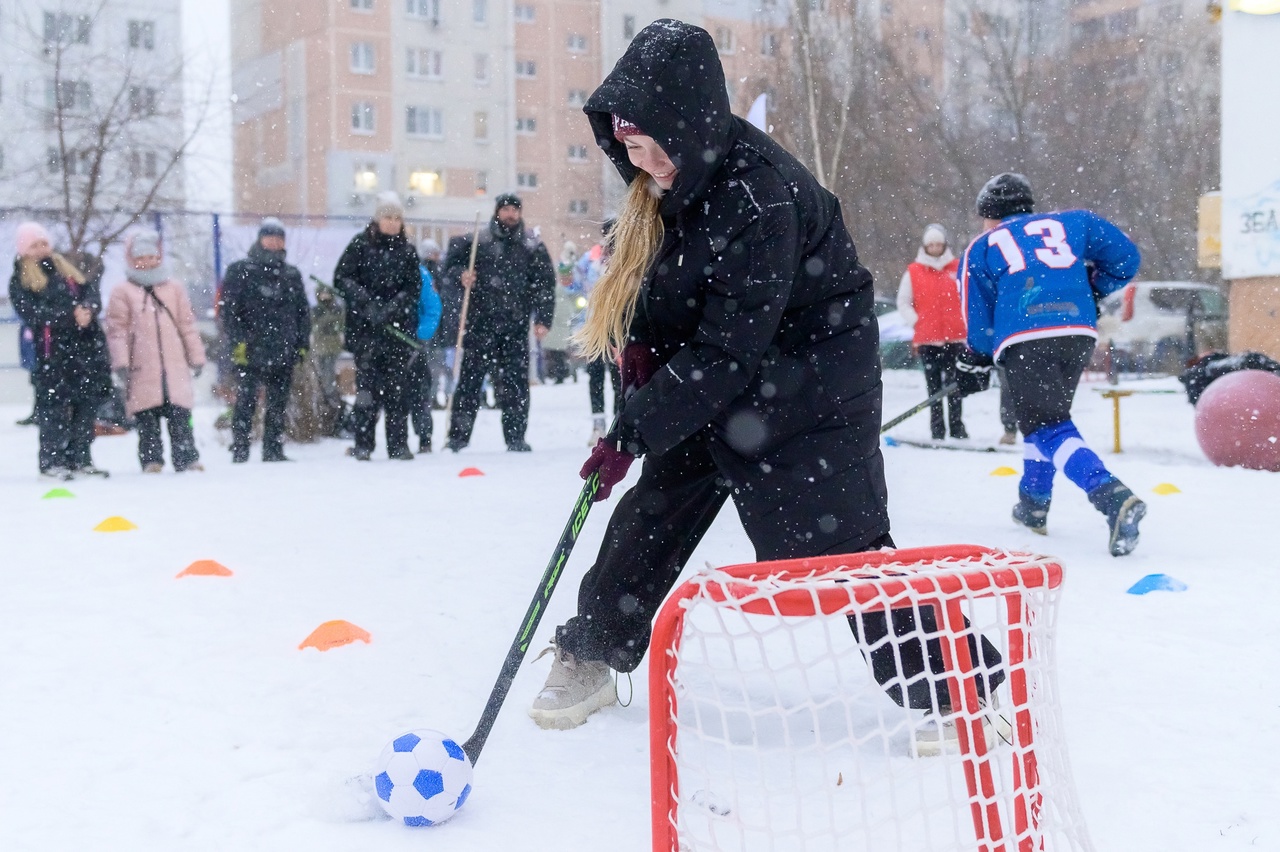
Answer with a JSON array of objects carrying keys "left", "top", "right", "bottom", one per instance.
[{"left": 1194, "top": 369, "right": 1280, "bottom": 471}]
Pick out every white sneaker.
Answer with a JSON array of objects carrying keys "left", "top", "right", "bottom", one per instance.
[
  {"left": 911, "top": 696, "right": 1013, "bottom": 758},
  {"left": 588, "top": 416, "right": 607, "bottom": 447},
  {"left": 529, "top": 644, "right": 617, "bottom": 730}
]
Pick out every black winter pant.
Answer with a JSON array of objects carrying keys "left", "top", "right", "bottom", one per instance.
[
  {"left": 407, "top": 347, "right": 435, "bottom": 447},
  {"left": 353, "top": 345, "right": 412, "bottom": 454},
  {"left": 1000, "top": 336, "right": 1094, "bottom": 435},
  {"left": 587, "top": 357, "right": 622, "bottom": 417},
  {"left": 447, "top": 331, "right": 530, "bottom": 446},
  {"left": 135, "top": 404, "right": 199, "bottom": 470},
  {"left": 919, "top": 343, "right": 966, "bottom": 439},
  {"left": 996, "top": 365, "right": 1018, "bottom": 435},
  {"left": 233, "top": 365, "right": 292, "bottom": 458},
  {"left": 35, "top": 384, "right": 97, "bottom": 472},
  {"left": 556, "top": 428, "right": 1002, "bottom": 708}
]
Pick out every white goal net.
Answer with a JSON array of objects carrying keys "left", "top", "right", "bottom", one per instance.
[{"left": 648, "top": 545, "right": 1095, "bottom": 852}]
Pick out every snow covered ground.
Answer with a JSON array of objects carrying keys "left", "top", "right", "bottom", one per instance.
[{"left": 1, "top": 369, "right": 1276, "bottom": 851}]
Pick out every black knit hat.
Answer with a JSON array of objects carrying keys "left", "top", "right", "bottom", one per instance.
[
  {"left": 975, "top": 173, "right": 1035, "bottom": 220},
  {"left": 494, "top": 192, "right": 522, "bottom": 211}
]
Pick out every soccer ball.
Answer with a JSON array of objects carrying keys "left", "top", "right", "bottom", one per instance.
[{"left": 373, "top": 730, "right": 474, "bottom": 826}]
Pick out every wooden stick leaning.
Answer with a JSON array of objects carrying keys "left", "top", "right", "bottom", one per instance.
[{"left": 443, "top": 211, "right": 484, "bottom": 436}]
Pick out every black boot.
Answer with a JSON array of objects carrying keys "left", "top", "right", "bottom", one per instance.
[
  {"left": 1087, "top": 480, "right": 1147, "bottom": 557},
  {"left": 231, "top": 444, "right": 250, "bottom": 464},
  {"left": 1012, "top": 490, "right": 1051, "bottom": 535}
]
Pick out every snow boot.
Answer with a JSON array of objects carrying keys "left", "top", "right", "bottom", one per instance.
[
  {"left": 231, "top": 445, "right": 250, "bottom": 464},
  {"left": 40, "top": 467, "right": 74, "bottom": 481},
  {"left": 388, "top": 446, "right": 415, "bottom": 461},
  {"left": 444, "top": 438, "right": 467, "bottom": 453},
  {"left": 1087, "top": 480, "right": 1147, "bottom": 557},
  {"left": 529, "top": 644, "right": 617, "bottom": 730},
  {"left": 352, "top": 447, "right": 372, "bottom": 461},
  {"left": 506, "top": 440, "right": 532, "bottom": 452},
  {"left": 143, "top": 463, "right": 164, "bottom": 474},
  {"left": 912, "top": 696, "right": 1013, "bottom": 759},
  {"left": 1012, "top": 490, "right": 1050, "bottom": 535}
]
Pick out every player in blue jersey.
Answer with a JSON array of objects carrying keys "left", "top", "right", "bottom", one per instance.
[{"left": 956, "top": 173, "right": 1148, "bottom": 556}]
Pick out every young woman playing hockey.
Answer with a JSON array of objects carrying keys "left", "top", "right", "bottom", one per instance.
[{"left": 529, "top": 20, "right": 1003, "bottom": 738}]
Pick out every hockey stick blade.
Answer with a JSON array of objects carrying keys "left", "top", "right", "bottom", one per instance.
[{"left": 461, "top": 471, "right": 601, "bottom": 764}]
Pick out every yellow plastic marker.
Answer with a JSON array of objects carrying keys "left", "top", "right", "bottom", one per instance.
[
  {"left": 1152, "top": 483, "right": 1181, "bottom": 495},
  {"left": 94, "top": 516, "right": 138, "bottom": 532},
  {"left": 990, "top": 466, "right": 1018, "bottom": 477}
]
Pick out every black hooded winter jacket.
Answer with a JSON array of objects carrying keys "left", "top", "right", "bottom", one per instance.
[
  {"left": 586, "top": 20, "right": 883, "bottom": 462},
  {"left": 220, "top": 244, "right": 311, "bottom": 370},
  {"left": 438, "top": 218, "right": 556, "bottom": 344},
  {"left": 332, "top": 224, "right": 422, "bottom": 356}
]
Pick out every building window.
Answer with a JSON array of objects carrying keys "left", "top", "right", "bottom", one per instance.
[
  {"left": 474, "top": 111, "right": 489, "bottom": 141},
  {"left": 407, "top": 0, "right": 440, "bottom": 22},
  {"left": 47, "top": 147, "right": 91, "bottom": 176},
  {"left": 407, "top": 47, "right": 443, "bottom": 79},
  {"left": 406, "top": 105, "right": 444, "bottom": 138},
  {"left": 515, "top": 116, "right": 537, "bottom": 134},
  {"left": 568, "top": 199, "right": 589, "bottom": 215},
  {"left": 354, "top": 164, "right": 379, "bottom": 191},
  {"left": 128, "top": 150, "right": 159, "bottom": 179},
  {"left": 516, "top": 172, "right": 538, "bottom": 189},
  {"left": 351, "top": 0, "right": 374, "bottom": 9},
  {"left": 623, "top": 15, "right": 636, "bottom": 38},
  {"left": 567, "top": 88, "right": 587, "bottom": 107},
  {"left": 515, "top": 4, "right": 536, "bottom": 21},
  {"left": 44, "top": 13, "right": 91, "bottom": 47},
  {"left": 409, "top": 169, "right": 444, "bottom": 195},
  {"left": 474, "top": 54, "right": 491, "bottom": 83},
  {"left": 128, "top": 85, "right": 158, "bottom": 116},
  {"left": 567, "top": 144, "right": 588, "bottom": 162},
  {"left": 714, "top": 27, "right": 735, "bottom": 54},
  {"left": 475, "top": 170, "right": 488, "bottom": 196},
  {"left": 46, "top": 79, "right": 92, "bottom": 112},
  {"left": 473, "top": 0, "right": 487, "bottom": 24},
  {"left": 567, "top": 33, "right": 587, "bottom": 52},
  {"left": 761, "top": 32, "right": 779, "bottom": 56},
  {"left": 128, "top": 20, "right": 155, "bottom": 50},
  {"left": 351, "top": 101, "right": 375, "bottom": 133},
  {"left": 515, "top": 59, "right": 537, "bottom": 79},
  {"left": 351, "top": 42, "right": 375, "bottom": 74}
]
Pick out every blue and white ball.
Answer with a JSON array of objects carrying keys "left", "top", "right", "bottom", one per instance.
[{"left": 373, "top": 730, "right": 473, "bottom": 826}]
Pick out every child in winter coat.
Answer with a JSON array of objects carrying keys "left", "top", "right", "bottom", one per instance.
[
  {"left": 105, "top": 230, "right": 208, "bottom": 473},
  {"left": 8, "top": 222, "right": 113, "bottom": 479}
]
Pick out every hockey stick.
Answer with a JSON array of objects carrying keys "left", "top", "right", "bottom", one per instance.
[
  {"left": 444, "top": 212, "right": 485, "bottom": 435},
  {"left": 880, "top": 382, "right": 960, "bottom": 434},
  {"left": 461, "top": 470, "right": 602, "bottom": 764}
]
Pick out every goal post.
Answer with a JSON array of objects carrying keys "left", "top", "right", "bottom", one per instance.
[{"left": 649, "top": 545, "right": 1095, "bottom": 852}]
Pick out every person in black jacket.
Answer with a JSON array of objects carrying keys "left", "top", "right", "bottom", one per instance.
[
  {"left": 333, "top": 192, "right": 422, "bottom": 461},
  {"left": 530, "top": 22, "right": 1003, "bottom": 741},
  {"left": 9, "top": 222, "right": 112, "bottom": 479},
  {"left": 220, "top": 217, "right": 310, "bottom": 463},
  {"left": 438, "top": 193, "right": 555, "bottom": 452}
]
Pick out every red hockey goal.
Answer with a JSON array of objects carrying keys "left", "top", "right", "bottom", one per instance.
[{"left": 649, "top": 545, "right": 1095, "bottom": 852}]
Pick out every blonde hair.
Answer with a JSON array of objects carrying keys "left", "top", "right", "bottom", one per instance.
[
  {"left": 19, "top": 253, "right": 85, "bottom": 293},
  {"left": 574, "top": 177, "right": 664, "bottom": 361}
]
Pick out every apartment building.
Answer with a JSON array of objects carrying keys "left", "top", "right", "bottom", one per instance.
[
  {"left": 230, "top": 0, "right": 514, "bottom": 228},
  {"left": 0, "top": 0, "right": 185, "bottom": 210}
]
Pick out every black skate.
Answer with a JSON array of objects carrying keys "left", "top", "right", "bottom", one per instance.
[
  {"left": 1012, "top": 491, "right": 1050, "bottom": 535},
  {"left": 1087, "top": 481, "right": 1147, "bottom": 557}
]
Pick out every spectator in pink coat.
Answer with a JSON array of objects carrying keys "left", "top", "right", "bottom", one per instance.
[{"left": 105, "top": 230, "right": 208, "bottom": 473}]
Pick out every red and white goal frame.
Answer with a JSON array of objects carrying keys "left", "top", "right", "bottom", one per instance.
[{"left": 649, "top": 545, "right": 1095, "bottom": 852}]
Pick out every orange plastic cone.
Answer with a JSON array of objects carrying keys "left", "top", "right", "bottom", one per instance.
[
  {"left": 458, "top": 467, "right": 485, "bottom": 478},
  {"left": 176, "top": 560, "right": 233, "bottom": 578},
  {"left": 94, "top": 516, "right": 138, "bottom": 532},
  {"left": 299, "top": 620, "right": 372, "bottom": 651}
]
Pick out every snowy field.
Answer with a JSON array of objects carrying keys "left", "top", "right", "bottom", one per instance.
[{"left": 1, "top": 369, "right": 1277, "bottom": 851}]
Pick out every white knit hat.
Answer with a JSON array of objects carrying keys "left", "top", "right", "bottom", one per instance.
[
  {"left": 375, "top": 191, "right": 405, "bottom": 219},
  {"left": 922, "top": 224, "right": 948, "bottom": 247}
]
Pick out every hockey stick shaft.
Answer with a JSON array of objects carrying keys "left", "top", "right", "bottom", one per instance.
[
  {"left": 444, "top": 213, "right": 484, "bottom": 433},
  {"left": 880, "top": 382, "right": 959, "bottom": 434},
  {"left": 462, "top": 471, "right": 601, "bottom": 764}
]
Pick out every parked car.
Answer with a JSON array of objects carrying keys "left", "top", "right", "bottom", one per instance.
[
  {"left": 1095, "top": 280, "right": 1228, "bottom": 375},
  {"left": 875, "top": 296, "right": 918, "bottom": 370}
]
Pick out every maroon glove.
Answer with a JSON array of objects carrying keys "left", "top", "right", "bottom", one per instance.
[
  {"left": 580, "top": 438, "right": 635, "bottom": 502},
  {"left": 620, "top": 342, "right": 661, "bottom": 399}
]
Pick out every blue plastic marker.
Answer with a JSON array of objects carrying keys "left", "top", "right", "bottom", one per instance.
[{"left": 1126, "top": 574, "right": 1188, "bottom": 595}]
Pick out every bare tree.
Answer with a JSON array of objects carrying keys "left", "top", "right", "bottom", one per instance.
[{"left": 15, "top": 1, "right": 212, "bottom": 259}]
